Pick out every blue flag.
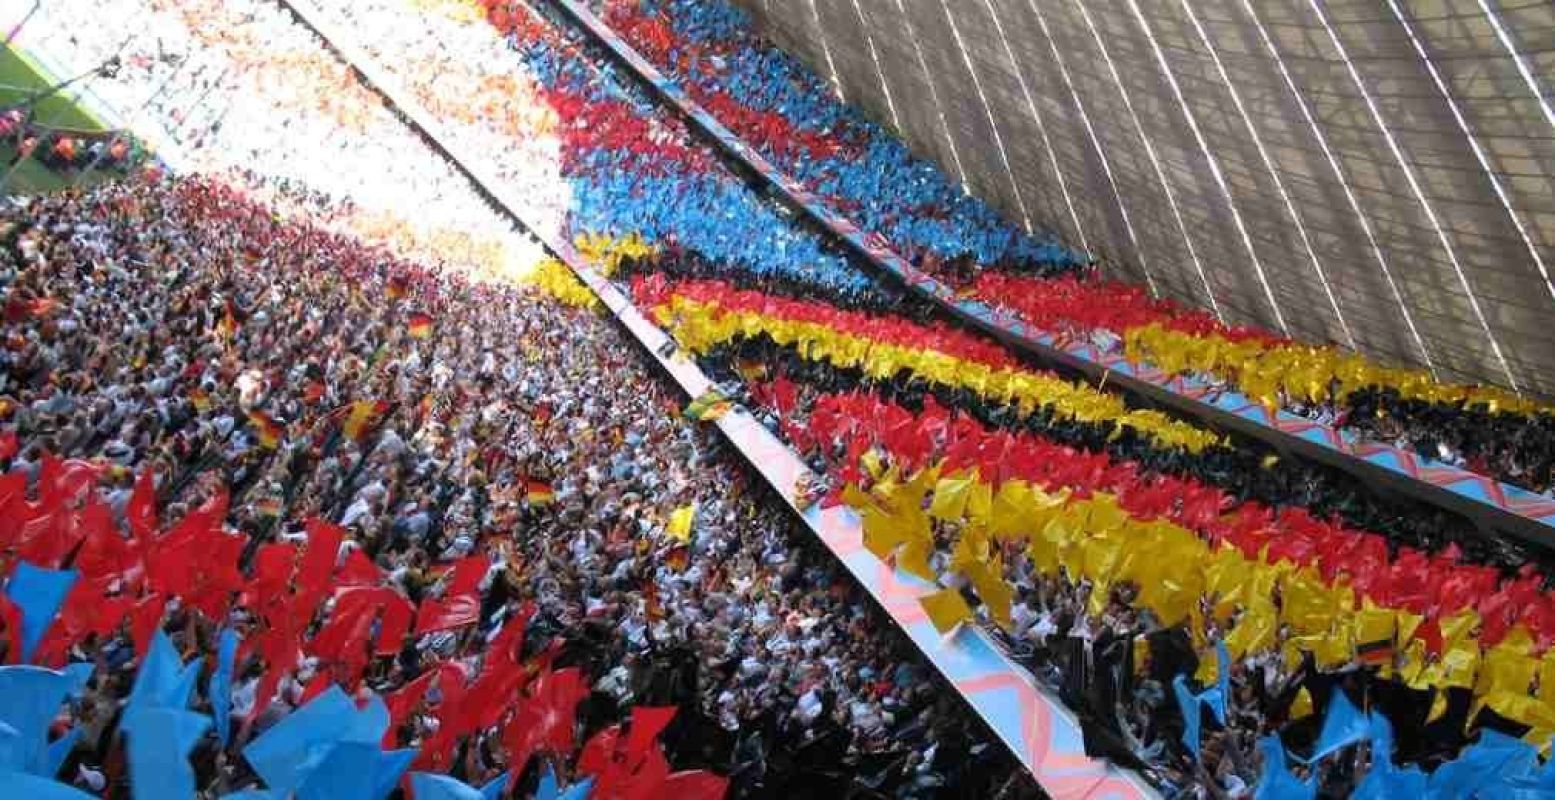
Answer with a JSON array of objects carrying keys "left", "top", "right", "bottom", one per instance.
[
  {"left": 409, "top": 772, "right": 484, "bottom": 800},
  {"left": 296, "top": 742, "right": 384, "bottom": 800},
  {"left": 1429, "top": 730, "right": 1539, "bottom": 799},
  {"left": 0, "top": 666, "right": 80, "bottom": 775},
  {"left": 122, "top": 707, "right": 211, "bottom": 800},
  {"left": 62, "top": 663, "right": 93, "bottom": 699},
  {"left": 373, "top": 748, "right": 418, "bottom": 800},
  {"left": 4, "top": 563, "right": 77, "bottom": 663},
  {"left": 1307, "top": 690, "right": 1368, "bottom": 762},
  {"left": 1254, "top": 735, "right": 1315, "bottom": 800},
  {"left": 537, "top": 767, "right": 560, "bottom": 800},
  {"left": 125, "top": 630, "right": 186, "bottom": 724},
  {"left": 0, "top": 770, "right": 97, "bottom": 799},
  {"left": 557, "top": 777, "right": 595, "bottom": 800},
  {"left": 1172, "top": 675, "right": 1203, "bottom": 759},
  {"left": 480, "top": 772, "right": 510, "bottom": 800},
  {"left": 42, "top": 727, "right": 79, "bottom": 779},
  {"left": 210, "top": 629, "right": 239, "bottom": 746},
  {"left": 242, "top": 686, "right": 365, "bottom": 793},
  {"left": 171, "top": 656, "right": 204, "bottom": 711},
  {"left": 1211, "top": 639, "right": 1231, "bottom": 725}
]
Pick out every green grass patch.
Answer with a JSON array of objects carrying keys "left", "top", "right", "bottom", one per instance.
[{"left": 0, "top": 44, "right": 107, "bottom": 131}]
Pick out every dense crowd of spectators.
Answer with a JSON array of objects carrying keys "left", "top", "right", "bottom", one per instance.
[
  {"left": 6, "top": 0, "right": 1555, "bottom": 797},
  {"left": 0, "top": 175, "right": 1040, "bottom": 799}
]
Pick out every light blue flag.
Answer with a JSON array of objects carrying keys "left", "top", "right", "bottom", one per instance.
[
  {"left": 1253, "top": 736, "right": 1316, "bottom": 800},
  {"left": 220, "top": 791, "right": 281, "bottom": 799},
  {"left": 372, "top": 748, "right": 418, "bottom": 800},
  {"left": 125, "top": 630, "right": 184, "bottom": 723},
  {"left": 409, "top": 772, "right": 484, "bottom": 800},
  {"left": 242, "top": 686, "right": 357, "bottom": 793},
  {"left": 342, "top": 694, "right": 390, "bottom": 745},
  {"left": 557, "top": 777, "right": 594, "bottom": 800},
  {"left": 0, "top": 770, "right": 97, "bottom": 799},
  {"left": 536, "top": 766, "right": 560, "bottom": 800},
  {"left": 122, "top": 707, "right": 211, "bottom": 800},
  {"left": 62, "top": 663, "right": 93, "bottom": 699},
  {"left": 0, "top": 666, "right": 78, "bottom": 774},
  {"left": 171, "top": 657, "right": 204, "bottom": 711},
  {"left": 480, "top": 771, "right": 511, "bottom": 800},
  {"left": 1172, "top": 675, "right": 1203, "bottom": 759},
  {"left": 1428, "top": 730, "right": 1539, "bottom": 799},
  {"left": 296, "top": 741, "right": 383, "bottom": 800},
  {"left": 1352, "top": 762, "right": 1426, "bottom": 800},
  {"left": 210, "top": 629, "right": 239, "bottom": 746},
  {"left": 1307, "top": 691, "right": 1368, "bottom": 762},
  {"left": 4, "top": 563, "right": 78, "bottom": 663},
  {"left": 1210, "top": 640, "right": 1231, "bottom": 725},
  {"left": 42, "top": 727, "right": 79, "bottom": 779}
]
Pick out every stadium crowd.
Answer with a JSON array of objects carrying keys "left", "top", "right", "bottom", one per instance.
[
  {"left": 597, "top": 0, "right": 1555, "bottom": 498},
  {"left": 4, "top": 0, "right": 1555, "bottom": 797},
  {"left": 0, "top": 175, "right": 1039, "bottom": 799}
]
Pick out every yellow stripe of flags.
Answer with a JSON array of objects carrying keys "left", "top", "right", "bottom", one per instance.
[
  {"left": 651, "top": 293, "right": 1223, "bottom": 453},
  {"left": 839, "top": 460, "right": 1555, "bottom": 741}
]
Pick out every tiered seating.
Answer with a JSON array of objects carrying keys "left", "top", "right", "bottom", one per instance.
[
  {"left": 596, "top": 0, "right": 1555, "bottom": 499},
  {"left": 0, "top": 176, "right": 1028, "bottom": 799}
]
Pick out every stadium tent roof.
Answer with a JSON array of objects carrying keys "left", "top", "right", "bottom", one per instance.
[{"left": 736, "top": 0, "right": 1555, "bottom": 398}]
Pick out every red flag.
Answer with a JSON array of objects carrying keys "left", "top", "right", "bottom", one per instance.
[
  {"left": 127, "top": 468, "right": 158, "bottom": 550},
  {"left": 659, "top": 771, "right": 728, "bottom": 800},
  {"left": 624, "top": 706, "right": 677, "bottom": 764},
  {"left": 412, "top": 595, "right": 479, "bottom": 635},
  {"left": 0, "top": 591, "right": 23, "bottom": 663},
  {"left": 130, "top": 594, "right": 166, "bottom": 659},
  {"left": 293, "top": 518, "right": 345, "bottom": 617},
  {"left": 0, "top": 430, "right": 17, "bottom": 462},
  {"left": 382, "top": 669, "right": 436, "bottom": 747},
  {"left": 336, "top": 549, "right": 382, "bottom": 587}
]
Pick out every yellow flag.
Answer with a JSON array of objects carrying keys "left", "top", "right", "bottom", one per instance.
[
  {"left": 860, "top": 509, "right": 908, "bottom": 561},
  {"left": 898, "top": 536, "right": 936, "bottom": 582},
  {"left": 988, "top": 480, "right": 1032, "bottom": 540},
  {"left": 1476, "top": 647, "right": 1537, "bottom": 698},
  {"left": 1290, "top": 686, "right": 1315, "bottom": 720},
  {"left": 1223, "top": 600, "right": 1278, "bottom": 658},
  {"left": 919, "top": 587, "right": 973, "bottom": 634},
  {"left": 965, "top": 479, "right": 994, "bottom": 524},
  {"left": 666, "top": 504, "right": 695, "bottom": 543},
  {"left": 965, "top": 562, "right": 1014, "bottom": 629},
  {"left": 929, "top": 476, "right": 973, "bottom": 521}
]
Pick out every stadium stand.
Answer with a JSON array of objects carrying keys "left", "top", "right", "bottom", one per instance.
[{"left": 4, "top": 0, "right": 1555, "bottom": 798}]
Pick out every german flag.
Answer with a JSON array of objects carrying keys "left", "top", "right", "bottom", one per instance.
[
  {"left": 341, "top": 400, "right": 389, "bottom": 442},
  {"left": 247, "top": 410, "right": 284, "bottom": 449},
  {"left": 734, "top": 357, "right": 767, "bottom": 382},
  {"left": 253, "top": 495, "right": 284, "bottom": 518},
  {"left": 406, "top": 313, "right": 433, "bottom": 340},
  {"left": 217, "top": 298, "right": 241, "bottom": 339},
  {"left": 386, "top": 275, "right": 408, "bottom": 301},
  {"left": 664, "top": 543, "right": 690, "bottom": 572},
  {"left": 525, "top": 478, "right": 556, "bottom": 506},
  {"left": 189, "top": 387, "right": 212, "bottom": 412},
  {"left": 683, "top": 389, "right": 733, "bottom": 422}
]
